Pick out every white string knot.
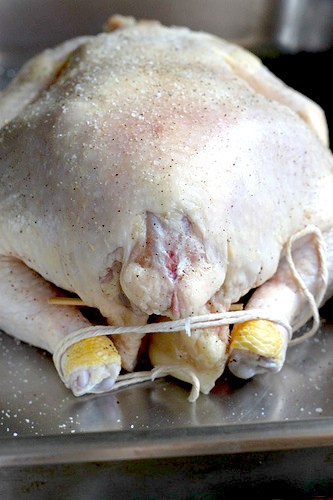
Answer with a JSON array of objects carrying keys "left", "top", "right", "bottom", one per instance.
[{"left": 286, "top": 225, "right": 328, "bottom": 345}]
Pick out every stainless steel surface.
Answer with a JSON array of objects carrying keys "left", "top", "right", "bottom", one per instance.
[
  {"left": 1, "top": 313, "right": 333, "bottom": 498},
  {"left": 1, "top": 311, "right": 333, "bottom": 443},
  {"left": 274, "top": 0, "right": 333, "bottom": 52},
  {"left": 0, "top": 0, "right": 277, "bottom": 50},
  {"left": 0, "top": 0, "right": 280, "bottom": 89},
  {"left": 1, "top": 1, "right": 333, "bottom": 496}
]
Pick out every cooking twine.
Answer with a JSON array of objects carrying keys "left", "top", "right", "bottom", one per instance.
[{"left": 53, "top": 224, "right": 328, "bottom": 400}]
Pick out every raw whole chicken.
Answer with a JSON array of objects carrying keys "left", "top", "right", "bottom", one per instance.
[{"left": 0, "top": 15, "right": 332, "bottom": 400}]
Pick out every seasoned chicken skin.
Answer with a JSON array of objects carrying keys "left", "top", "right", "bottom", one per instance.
[{"left": 0, "top": 15, "right": 332, "bottom": 397}]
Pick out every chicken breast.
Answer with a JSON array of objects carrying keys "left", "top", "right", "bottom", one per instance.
[{"left": 0, "top": 15, "right": 332, "bottom": 399}]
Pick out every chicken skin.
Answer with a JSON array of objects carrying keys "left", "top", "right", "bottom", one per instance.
[{"left": 0, "top": 15, "right": 332, "bottom": 398}]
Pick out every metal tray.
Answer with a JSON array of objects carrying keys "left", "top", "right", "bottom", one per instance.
[
  {"left": 1, "top": 311, "right": 333, "bottom": 440},
  {"left": 1, "top": 1, "right": 333, "bottom": 497},
  {"left": 1, "top": 310, "right": 333, "bottom": 497}
]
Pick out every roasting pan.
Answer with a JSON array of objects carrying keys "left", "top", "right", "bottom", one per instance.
[{"left": 1, "top": 1, "right": 333, "bottom": 497}]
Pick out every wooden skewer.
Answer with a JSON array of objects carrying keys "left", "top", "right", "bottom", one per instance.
[
  {"left": 48, "top": 296, "right": 244, "bottom": 312},
  {"left": 229, "top": 303, "right": 243, "bottom": 311},
  {"left": 48, "top": 297, "right": 86, "bottom": 306}
]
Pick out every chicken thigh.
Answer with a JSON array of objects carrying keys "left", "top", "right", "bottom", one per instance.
[{"left": 0, "top": 15, "right": 332, "bottom": 399}]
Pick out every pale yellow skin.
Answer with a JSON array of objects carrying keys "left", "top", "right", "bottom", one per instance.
[{"left": 0, "top": 16, "right": 332, "bottom": 395}]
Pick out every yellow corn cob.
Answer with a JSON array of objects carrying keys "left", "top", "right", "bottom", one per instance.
[
  {"left": 229, "top": 319, "right": 284, "bottom": 362},
  {"left": 63, "top": 335, "right": 121, "bottom": 379}
]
